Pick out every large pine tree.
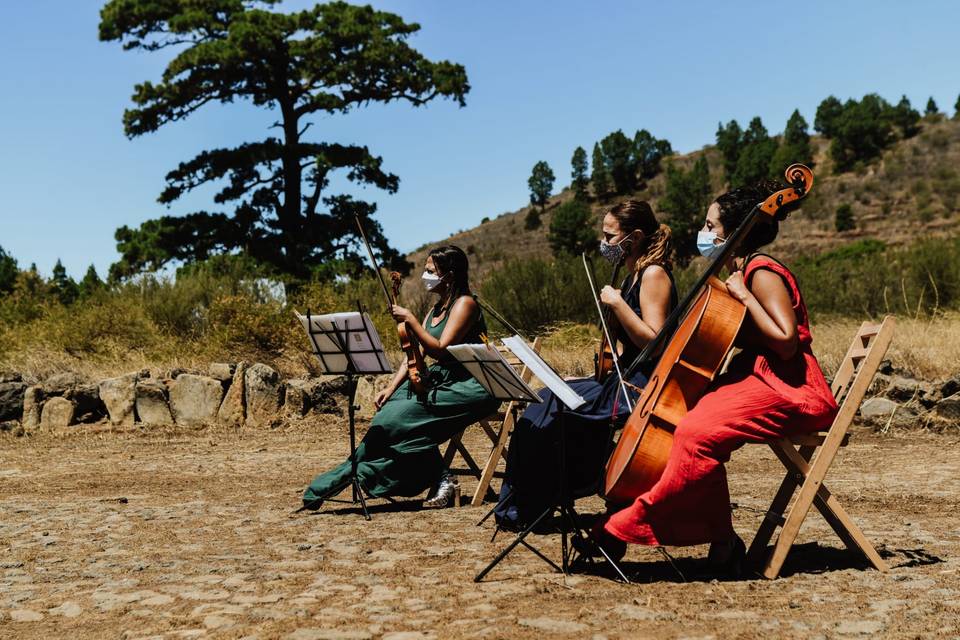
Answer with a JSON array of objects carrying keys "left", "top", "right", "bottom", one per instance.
[
  {"left": 571, "top": 146, "right": 589, "bottom": 201},
  {"left": 100, "top": 1, "right": 469, "bottom": 281}
]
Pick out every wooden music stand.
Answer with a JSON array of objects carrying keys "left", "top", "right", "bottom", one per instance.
[
  {"left": 746, "top": 316, "right": 896, "bottom": 579},
  {"left": 441, "top": 337, "right": 543, "bottom": 506}
]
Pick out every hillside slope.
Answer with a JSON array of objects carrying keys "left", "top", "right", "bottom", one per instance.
[{"left": 407, "top": 117, "right": 960, "bottom": 280}]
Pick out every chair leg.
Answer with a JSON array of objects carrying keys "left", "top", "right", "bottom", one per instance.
[
  {"left": 471, "top": 404, "right": 517, "bottom": 506},
  {"left": 763, "top": 440, "right": 885, "bottom": 578}
]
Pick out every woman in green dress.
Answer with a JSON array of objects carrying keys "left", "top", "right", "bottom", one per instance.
[{"left": 302, "top": 245, "right": 500, "bottom": 510}]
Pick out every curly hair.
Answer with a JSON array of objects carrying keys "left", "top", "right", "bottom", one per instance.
[
  {"left": 606, "top": 200, "right": 674, "bottom": 273},
  {"left": 715, "top": 179, "right": 797, "bottom": 254}
]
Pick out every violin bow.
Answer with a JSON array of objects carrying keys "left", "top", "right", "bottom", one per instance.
[
  {"left": 354, "top": 214, "right": 395, "bottom": 311},
  {"left": 473, "top": 294, "right": 528, "bottom": 341},
  {"left": 582, "top": 252, "right": 633, "bottom": 412}
]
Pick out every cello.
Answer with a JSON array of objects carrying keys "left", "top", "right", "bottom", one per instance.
[
  {"left": 604, "top": 164, "right": 814, "bottom": 503},
  {"left": 354, "top": 216, "right": 429, "bottom": 396}
]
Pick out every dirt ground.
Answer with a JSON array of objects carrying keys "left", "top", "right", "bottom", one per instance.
[{"left": 1, "top": 418, "right": 959, "bottom": 639}]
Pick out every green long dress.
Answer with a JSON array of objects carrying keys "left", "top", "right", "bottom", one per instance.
[{"left": 303, "top": 301, "right": 501, "bottom": 505}]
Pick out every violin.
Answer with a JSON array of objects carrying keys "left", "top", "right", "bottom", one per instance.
[
  {"left": 354, "top": 216, "right": 429, "bottom": 395},
  {"left": 593, "top": 258, "right": 623, "bottom": 383},
  {"left": 389, "top": 271, "right": 429, "bottom": 395},
  {"left": 604, "top": 164, "right": 814, "bottom": 503}
]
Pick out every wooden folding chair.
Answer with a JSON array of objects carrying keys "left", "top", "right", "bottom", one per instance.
[
  {"left": 746, "top": 316, "right": 895, "bottom": 579},
  {"left": 442, "top": 337, "right": 542, "bottom": 507}
]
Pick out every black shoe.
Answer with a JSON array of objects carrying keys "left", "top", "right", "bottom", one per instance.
[{"left": 707, "top": 535, "right": 746, "bottom": 579}]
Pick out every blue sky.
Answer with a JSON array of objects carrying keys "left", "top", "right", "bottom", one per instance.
[{"left": 2, "top": 1, "right": 959, "bottom": 278}]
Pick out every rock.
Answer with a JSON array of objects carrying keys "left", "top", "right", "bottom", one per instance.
[
  {"left": 49, "top": 601, "right": 82, "bottom": 618},
  {"left": 99, "top": 373, "right": 138, "bottom": 426},
  {"left": 0, "top": 371, "right": 22, "bottom": 383},
  {"left": 935, "top": 396, "right": 960, "bottom": 420},
  {"left": 209, "top": 362, "right": 236, "bottom": 383},
  {"left": 9, "top": 609, "right": 44, "bottom": 622},
  {"left": 22, "top": 386, "right": 43, "bottom": 431},
  {"left": 878, "top": 359, "right": 894, "bottom": 375},
  {"left": 885, "top": 376, "right": 931, "bottom": 403},
  {"left": 285, "top": 630, "right": 373, "bottom": 640},
  {"left": 170, "top": 374, "right": 224, "bottom": 426},
  {"left": 941, "top": 376, "right": 960, "bottom": 399},
  {"left": 217, "top": 361, "right": 247, "bottom": 427},
  {"left": 244, "top": 363, "right": 283, "bottom": 427},
  {"left": 868, "top": 373, "right": 891, "bottom": 394},
  {"left": 284, "top": 379, "right": 310, "bottom": 418},
  {"left": 66, "top": 384, "right": 104, "bottom": 423},
  {"left": 518, "top": 617, "right": 589, "bottom": 633},
  {"left": 355, "top": 375, "right": 391, "bottom": 419},
  {"left": 0, "top": 380, "right": 27, "bottom": 421},
  {"left": 859, "top": 397, "right": 899, "bottom": 420},
  {"left": 135, "top": 379, "right": 174, "bottom": 426},
  {"left": 43, "top": 372, "right": 84, "bottom": 396},
  {"left": 41, "top": 396, "right": 75, "bottom": 428}
]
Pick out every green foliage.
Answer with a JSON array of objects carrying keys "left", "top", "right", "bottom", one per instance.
[
  {"left": 770, "top": 109, "right": 813, "bottom": 176},
  {"left": 78, "top": 265, "right": 104, "bottom": 299},
  {"left": 926, "top": 96, "right": 939, "bottom": 116},
  {"left": 825, "top": 94, "right": 896, "bottom": 172},
  {"left": 600, "top": 130, "right": 636, "bottom": 194},
  {"left": 528, "top": 160, "right": 555, "bottom": 210},
  {"left": 548, "top": 200, "right": 595, "bottom": 257},
  {"left": 732, "top": 117, "right": 777, "bottom": 187},
  {"left": 632, "top": 129, "right": 672, "bottom": 185},
  {"left": 0, "top": 245, "right": 17, "bottom": 295},
  {"left": 814, "top": 95, "right": 844, "bottom": 138},
  {"left": 50, "top": 259, "right": 79, "bottom": 305},
  {"left": 955, "top": 93, "right": 960, "bottom": 119},
  {"left": 715, "top": 120, "right": 743, "bottom": 178},
  {"left": 795, "top": 237, "right": 960, "bottom": 317},
  {"left": 480, "top": 254, "right": 611, "bottom": 335},
  {"left": 100, "top": 0, "right": 469, "bottom": 281},
  {"left": 591, "top": 143, "right": 611, "bottom": 201},
  {"left": 571, "top": 146, "right": 589, "bottom": 201},
  {"left": 659, "top": 156, "right": 712, "bottom": 265},
  {"left": 835, "top": 203, "right": 855, "bottom": 232},
  {"left": 524, "top": 208, "right": 542, "bottom": 230},
  {"left": 889, "top": 95, "right": 921, "bottom": 138}
]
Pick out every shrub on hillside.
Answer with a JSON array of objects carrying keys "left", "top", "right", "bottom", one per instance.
[
  {"left": 548, "top": 200, "right": 596, "bottom": 257},
  {"left": 835, "top": 203, "right": 855, "bottom": 232}
]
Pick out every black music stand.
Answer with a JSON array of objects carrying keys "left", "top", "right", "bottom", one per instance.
[
  {"left": 295, "top": 303, "right": 392, "bottom": 520},
  {"left": 459, "top": 337, "right": 630, "bottom": 583}
]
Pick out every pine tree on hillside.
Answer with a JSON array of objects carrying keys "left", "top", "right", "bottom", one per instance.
[
  {"left": 659, "top": 156, "right": 712, "bottom": 265},
  {"left": 733, "top": 117, "right": 777, "bottom": 187},
  {"left": 548, "top": 200, "right": 595, "bottom": 257},
  {"left": 79, "top": 265, "right": 104, "bottom": 298},
  {"left": 600, "top": 130, "right": 636, "bottom": 194},
  {"left": 769, "top": 109, "right": 812, "bottom": 177},
  {"left": 0, "top": 245, "right": 18, "bottom": 295},
  {"left": 571, "top": 146, "right": 589, "bottom": 201},
  {"left": 50, "top": 259, "right": 79, "bottom": 305},
  {"left": 591, "top": 143, "right": 611, "bottom": 201},
  {"left": 955, "top": 94, "right": 960, "bottom": 119},
  {"left": 835, "top": 203, "right": 855, "bottom": 232},
  {"left": 715, "top": 120, "right": 743, "bottom": 179},
  {"left": 528, "top": 161, "right": 555, "bottom": 211},
  {"left": 633, "top": 129, "right": 673, "bottom": 184},
  {"left": 925, "top": 96, "right": 939, "bottom": 117},
  {"left": 814, "top": 95, "right": 844, "bottom": 138},
  {"left": 889, "top": 95, "right": 921, "bottom": 138},
  {"left": 829, "top": 94, "right": 895, "bottom": 172}
]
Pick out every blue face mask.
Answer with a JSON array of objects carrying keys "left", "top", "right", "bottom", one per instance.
[{"left": 696, "top": 230, "right": 726, "bottom": 259}]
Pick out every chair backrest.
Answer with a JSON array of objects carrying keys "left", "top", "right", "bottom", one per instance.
[{"left": 827, "top": 316, "right": 896, "bottom": 429}]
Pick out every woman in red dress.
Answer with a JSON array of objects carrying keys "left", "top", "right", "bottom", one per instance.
[{"left": 594, "top": 180, "right": 839, "bottom": 575}]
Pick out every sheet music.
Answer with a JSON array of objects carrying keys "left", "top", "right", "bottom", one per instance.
[
  {"left": 296, "top": 311, "right": 392, "bottom": 375},
  {"left": 501, "top": 336, "right": 586, "bottom": 410},
  {"left": 446, "top": 343, "right": 541, "bottom": 403}
]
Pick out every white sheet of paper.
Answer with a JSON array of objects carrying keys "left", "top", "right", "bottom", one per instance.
[
  {"left": 446, "top": 343, "right": 540, "bottom": 403},
  {"left": 297, "top": 311, "right": 392, "bottom": 375},
  {"left": 501, "top": 335, "right": 586, "bottom": 410}
]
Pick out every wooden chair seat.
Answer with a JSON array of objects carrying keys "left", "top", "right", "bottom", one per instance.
[{"left": 746, "top": 316, "right": 895, "bottom": 579}]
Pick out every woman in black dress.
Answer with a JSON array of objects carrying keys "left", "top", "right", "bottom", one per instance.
[{"left": 495, "top": 200, "right": 677, "bottom": 530}]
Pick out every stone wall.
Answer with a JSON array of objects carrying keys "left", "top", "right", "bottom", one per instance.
[{"left": 0, "top": 364, "right": 376, "bottom": 434}]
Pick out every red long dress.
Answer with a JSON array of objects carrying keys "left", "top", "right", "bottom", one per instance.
[{"left": 603, "top": 257, "right": 839, "bottom": 546}]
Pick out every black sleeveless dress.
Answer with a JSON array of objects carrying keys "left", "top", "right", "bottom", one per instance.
[{"left": 494, "top": 267, "right": 677, "bottom": 528}]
